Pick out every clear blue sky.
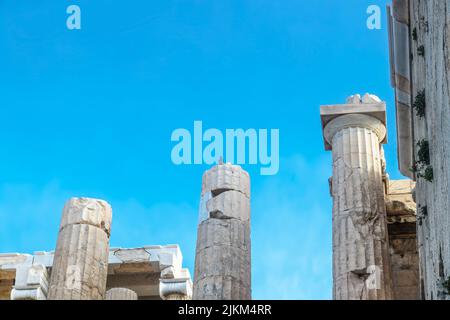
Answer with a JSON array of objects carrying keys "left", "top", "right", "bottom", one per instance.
[{"left": 0, "top": 0, "right": 401, "bottom": 299}]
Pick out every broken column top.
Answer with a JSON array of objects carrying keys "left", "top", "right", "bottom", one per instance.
[
  {"left": 320, "top": 93, "right": 387, "bottom": 150},
  {"left": 201, "top": 163, "right": 250, "bottom": 198},
  {"left": 60, "top": 197, "right": 112, "bottom": 236}
]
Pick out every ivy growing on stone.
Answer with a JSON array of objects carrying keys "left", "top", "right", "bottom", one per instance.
[
  {"left": 412, "top": 27, "right": 418, "bottom": 41},
  {"left": 410, "top": 139, "right": 433, "bottom": 182},
  {"left": 413, "top": 90, "right": 426, "bottom": 118},
  {"left": 417, "top": 166, "right": 434, "bottom": 182},
  {"left": 417, "top": 139, "right": 430, "bottom": 165},
  {"left": 442, "top": 276, "right": 450, "bottom": 295},
  {"left": 418, "top": 45, "right": 425, "bottom": 56},
  {"left": 417, "top": 205, "right": 428, "bottom": 226}
]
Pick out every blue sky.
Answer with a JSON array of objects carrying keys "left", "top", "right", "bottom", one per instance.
[{"left": 0, "top": 0, "right": 401, "bottom": 299}]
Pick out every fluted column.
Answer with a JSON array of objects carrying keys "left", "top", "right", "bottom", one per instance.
[
  {"left": 106, "top": 288, "right": 138, "bottom": 300},
  {"left": 48, "top": 198, "right": 112, "bottom": 300},
  {"left": 193, "top": 163, "right": 251, "bottom": 300},
  {"left": 321, "top": 95, "right": 393, "bottom": 300}
]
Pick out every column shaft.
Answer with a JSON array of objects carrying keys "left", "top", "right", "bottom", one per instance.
[
  {"left": 331, "top": 126, "right": 393, "bottom": 299},
  {"left": 193, "top": 164, "right": 251, "bottom": 300},
  {"left": 48, "top": 198, "right": 112, "bottom": 300}
]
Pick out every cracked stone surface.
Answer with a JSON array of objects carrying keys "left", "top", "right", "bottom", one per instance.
[
  {"left": 201, "top": 163, "right": 250, "bottom": 198},
  {"left": 390, "top": 0, "right": 450, "bottom": 300},
  {"left": 47, "top": 198, "right": 112, "bottom": 300},
  {"left": 322, "top": 106, "right": 393, "bottom": 300},
  {"left": 407, "top": 0, "right": 450, "bottom": 300},
  {"left": 193, "top": 163, "right": 251, "bottom": 300}
]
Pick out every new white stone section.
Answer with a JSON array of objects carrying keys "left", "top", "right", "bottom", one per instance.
[
  {"left": 206, "top": 190, "right": 250, "bottom": 222},
  {"left": 362, "top": 93, "right": 382, "bottom": 104},
  {"left": 10, "top": 288, "right": 47, "bottom": 300},
  {"left": 108, "top": 245, "right": 183, "bottom": 277},
  {"left": 0, "top": 253, "right": 33, "bottom": 269},
  {"left": 10, "top": 264, "right": 49, "bottom": 300},
  {"left": 346, "top": 94, "right": 362, "bottom": 104}
]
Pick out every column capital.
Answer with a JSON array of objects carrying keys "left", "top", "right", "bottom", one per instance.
[
  {"left": 320, "top": 94, "right": 387, "bottom": 150},
  {"left": 323, "top": 114, "right": 387, "bottom": 149},
  {"left": 159, "top": 271, "right": 193, "bottom": 300}
]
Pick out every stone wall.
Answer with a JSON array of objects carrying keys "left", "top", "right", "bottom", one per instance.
[
  {"left": 385, "top": 180, "right": 419, "bottom": 299},
  {"left": 389, "top": 0, "right": 450, "bottom": 299}
]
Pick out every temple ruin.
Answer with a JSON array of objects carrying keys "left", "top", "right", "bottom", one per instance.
[
  {"left": 0, "top": 162, "right": 251, "bottom": 301},
  {"left": 1, "top": 0, "right": 449, "bottom": 301}
]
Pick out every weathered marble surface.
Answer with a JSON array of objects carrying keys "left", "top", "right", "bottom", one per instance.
[
  {"left": 0, "top": 245, "right": 192, "bottom": 300},
  {"left": 389, "top": 0, "right": 450, "bottom": 300},
  {"left": 106, "top": 288, "right": 138, "bottom": 300},
  {"left": 322, "top": 97, "right": 393, "bottom": 300},
  {"left": 48, "top": 198, "right": 112, "bottom": 300},
  {"left": 194, "top": 163, "right": 251, "bottom": 300}
]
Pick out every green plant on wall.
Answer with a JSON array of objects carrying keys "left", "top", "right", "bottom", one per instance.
[
  {"left": 442, "top": 276, "right": 450, "bottom": 295},
  {"left": 412, "top": 27, "right": 418, "bottom": 41},
  {"left": 417, "top": 166, "right": 434, "bottom": 182},
  {"left": 418, "top": 45, "right": 425, "bottom": 56},
  {"left": 411, "top": 139, "right": 434, "bottom": 182},
  {"left": 417, "top": 139, "right": 430, "bottom": 165},
  {"left": 417, "top": 205, "right": 428, "bottom": 226},
  {"left": 413, "top": 90, "right": 426, "bottom": 118}
]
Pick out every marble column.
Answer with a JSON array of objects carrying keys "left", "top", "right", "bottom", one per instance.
[
  {"left": 321, "top": 94, "right": 393, "bottom": 300},
  {"left": 48, "top": 197, "right": 112, "bottom": 300},
  {"left": 193, "top": 163, "right": 251, "bottom": 300},
  {"left": 106, "top": 288, "right": 138, "bottom": 300}
]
